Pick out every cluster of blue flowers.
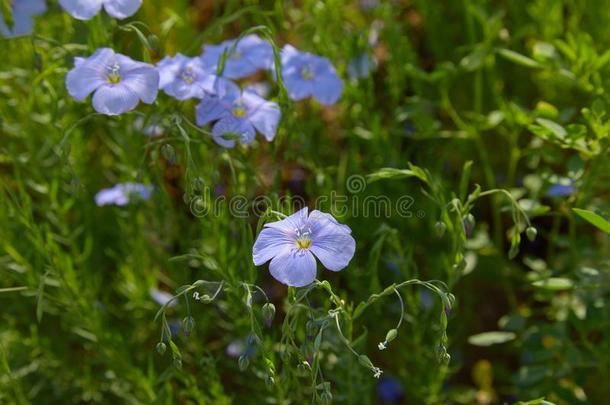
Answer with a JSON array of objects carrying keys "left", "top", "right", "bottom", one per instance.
[
  {"left": 65, "top": 32, "right": 343, "bottom": 148},
  {"left": 3, "top": 0, "right": 355, "bottom": 287}
]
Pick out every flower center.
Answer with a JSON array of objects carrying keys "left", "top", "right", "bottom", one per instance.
[
  {"left": 301, "top": 66, "right": 314, "bottom": 81},
  {"left": 295, "top": 226, "right": 312, "bottom": 250},
  {"left": 106, "top": 62, "right": 121, "bottom": 84},
  {"left": 296, "top": 238, "right": 312, "bottom": 249},
  {"left": 181, "top": 67, "right": 196, "bottom": 84},
  {"left": 232, "top": 101, "right": 247, "bottom": 118}
]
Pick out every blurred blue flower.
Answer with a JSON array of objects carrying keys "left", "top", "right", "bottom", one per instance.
[
  {"left": 377, "top": 376, "right": 404, "bottom": 403},
  {"left": 157, "top": 53, "right": 219, "bottom": 100},
  {"left": 280, "top": 45, "right": 343, "bottom": 105},
  {"left": 149, "top": 288, "right": 177, "bottom": 307},
  {"left": 244, "top": 82, "right": 272, "bottom": 98},
  {"left": 66, "top": 48, "right": 159, "bottom": 115},
  {"left": 59, "top": 0, "right": 141, "bottom": 20},
  {"left": 201, "top": 34, "right": 273, "bottom": 79},
  {"left": 95, "top": 183, "right": 153, "bottom": 206},
  {"left": 347, "top": 53, "right": 376, "bottom": 80},
  {"left": 546, "top": 182, "right": 575, "bottom": 197},
  {"left": 195, "top": 79, "right": 281, "bottom": 148},
  {"left": 0, "top": 0, "right": 46, "bottom": 38},
  {"left": 252, "top": 207, "right": 356, "bottom": 287}
]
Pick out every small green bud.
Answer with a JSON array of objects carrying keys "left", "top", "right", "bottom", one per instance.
[
  {"left": 161, "top": 144, "right": 176, "bottom": 164},
  {"left": 183, "top": 316, "right": 195, "bottom": 335},
  {"left": 238, "top": 355, "right": 249, "bottom": 371},
  {"left": 358, "top": 355, "right": 373, "bottom": 369},
  {"left": 261, "top": 303, "right": 276, "bottom": 323},
  {"left": 173, "top": 358, "right": 182, "bottom": 369},
  {"left": 156, "top": 342, "right": 166, "bottom": 355},
  {"left": 385, "top": 329, "right": 398, "bottom": 343},
  {"left": 526, "top": 226, "right": 537, "bottom": 241},
  {"left": 265, "top": 375, "right": 275, "bottom": 388},
  {"left": 434, "top": 221, "right": 446, "bottom": 237}
]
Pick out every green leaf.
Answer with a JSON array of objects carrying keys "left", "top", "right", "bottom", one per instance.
[
  {"left": 367, "top": 165, "right": 429, "bottom": 184},
  {"left": 572, "top": 208, "right": 610, "bottom": 234},
  {"left": 468, "top": 331, "right": 516, "bottom": 346},
  {"left": 497, "top": 48, "right": 542, "bottom": 69},
  {"left": 535, "top": 118, "right": 567, "bottom": 139},
  {"left": 532, "top": 277, "right": 574, "bottom": 291}
]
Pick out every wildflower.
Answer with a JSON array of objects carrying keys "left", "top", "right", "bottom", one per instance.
[
  {"left": 546, "top": 182, "right": 575, "bottom": 198},
  {"left": 252, "top": 207, "right": 356, "bottom": 287},
  {"left": 372, "top": 367, "right": 383, "bottom": 379},
  {"left": 94, "top": 182, "right": 153, "bottom": 206},
  {"left": 66, "top": 48, "right": 158, "bottom": 115},
  {"left": 157, "top": 53, "right": 219, "bottom": 100},
  {"left": 149, "top": 288, "right": 177, "bottom": 307},
  {"left": 201, "top": 34, "right": 273, "bottom": 79},
  {"left": 378, "top": 341, "right": 387, "bottom": 351},
  {"left": 347, "top": 53, "right": 376, "bottom": 80},
  {"left": 59, "top": 0, "right": 141, "bottom": 20},
  {"left": 377, "top": 376, "right": 404, "bottom": 403},
  {"left": 280, "top": 45, "right": 343, "bottom": 105},
  {"left": 195, "top": 79, "right": 280, "bottom": 148},
  {"left": 0, "top": 0, "right": 46, "bottom": 38}
]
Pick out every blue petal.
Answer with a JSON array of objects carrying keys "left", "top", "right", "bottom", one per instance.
[
  {"left": 308, "top": 210, "right": 355, "bottom": 272},
  {"left": 121, "top": 66, "right": 159, "bottom": 104},
  {"left": 212, "top": 116, "right": 255, "bottom": 147},
  {"left": 283, "top": 75, "right": 313, "bottom": 101},
  {"left": 92, "top": 83, "right": 139, "bottom": 115},
  {"left": 265, "top": 207, "right": 309, "bottom": 233},
  {"left": 269, "top": 249, "right": 317, "bottom": 287},
  {"left": 95, "top": 186, "right": 128, "bottom": 206},
  {"left": 312, "top": 70, "right": 343, "bottom": 106},
  {"left": 1, "top": 0, "right": 46, "bottom": 37},
  {"left": 195, "top": 97, "right": 231, "bottom": 126},
  {"left": 59, "top": 0, "right": 103, "bottom": 20},
  {"left": 252, "top": 227, "right": 296, "bottom": 266},
  {"left": 66, "top": 48, "right": 115, "bottom": 101},
  {"left": 243, "top": 91, "right": 281, "bottom": 141},
  {"left": 103, "top": 0, "right": 142, "bottom": 19}
]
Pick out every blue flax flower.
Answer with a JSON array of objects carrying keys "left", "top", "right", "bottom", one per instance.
[
  {"left": 195, "top": 79, "right": 280, "bottom": 148},
  {"left": 280, "top": 45, "right": 343, "bottom": 105},
  {"left": 546, "top": 182, "right": 575, "bottom": 198},
  {"left": 252, "top": 207, "right": 356, "bottom": 287},
  {"left": 95, "top": 183, "right": 153, "bottom": 206},
  {"left": 66, "top": 48, "right": 159, "bottom": 115},
  {"left": 0, "top": 0, "right": 46, "bottom": 38},
  {"left": 59, "top": 0, "right": 141, "bottom": 20},
  {"left": 201, "top": 34, "right": 273, "bottom": 79},
  {"left": 157, "top": 53, "right": 219, "bottom": 100}
]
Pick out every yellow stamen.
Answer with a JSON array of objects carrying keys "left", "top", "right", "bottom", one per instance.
[{"left": 296, "top": 238, "right": 312, "bottom": 249}]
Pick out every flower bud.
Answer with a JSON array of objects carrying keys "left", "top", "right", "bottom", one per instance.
[
  {"left": 463, "top": 213, "right": 475, "bottom": 237},
  {"left": 435, "top": 221, "right": 446, "bottom": 237},
  {"left": 156, "top": 342, "right": 166, "bottom": 355},
  {"left": 526, "top": 226, "right": 537, "bottom": 241},
  {"left": 265, "top": 375, "right": 275, "bottom": 388},
  {"left": 238, "top": 355, "right": 249, "bottom": 371},
  {"left": 161, "top": 144, "right": 176, "bottom": 164},
  {"left": 261, "top": 303, "right": 276, "bottom": 324},
  {"left": 173, "top": 358, "right": 182, "bottom": 369},
  {"left": 183, "top": 316, "right": 195, "bottom": 336},
  {"left": 147, "top": 34, "right": 160, "bottom": 53},
  {"left": 385, "top": 328, "right": 398, "bottom": 343}
]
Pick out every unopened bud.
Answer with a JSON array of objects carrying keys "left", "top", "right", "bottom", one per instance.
[
  {"left": 261, "top": 303, "right": 276, "bottom": 324},
  {"left": 435, "top": 221, "right": 446, "bottom": 237},
  {"left": 156, "top": 342, "right": 166, "bottom": 355},
  {"left": 526, "top": 226, "right": 537, "bottom": 241}
]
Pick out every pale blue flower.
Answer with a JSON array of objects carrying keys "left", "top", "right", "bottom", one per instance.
[
  {"left": 149, "top": 288, "right": 177, "bottom": 307},
  {"left": 546, "top": 182, "right": 575, "bottom": 197},
  {"left": 347, "top": 53, "right": 376, "bottom": 80},
  {"left": 95, "top": 183, "right": 153, "bottom": 206},
  {"left": 0, "top": 0, "right": 46, "bottom": 38},
  {"left": 280, "top": 45, "right": 343, "bottom": 105},
  {"left": 59, "top": 0, "right": 141, "bottom": 20},
  {"left": 157, "top": 53, "right": 219, "bottom": 100},
  {"left": 195, "top": 79, "right": 280, "bottom": 148},
  {"left": 252, "top": 207, "right": 356, "bottom": 287},
  {"left": 66, "top": 48, "right": 159, "bottom": 115},
  {"left": 201, "top": 34, "right": 273, "bottom": 79}
]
